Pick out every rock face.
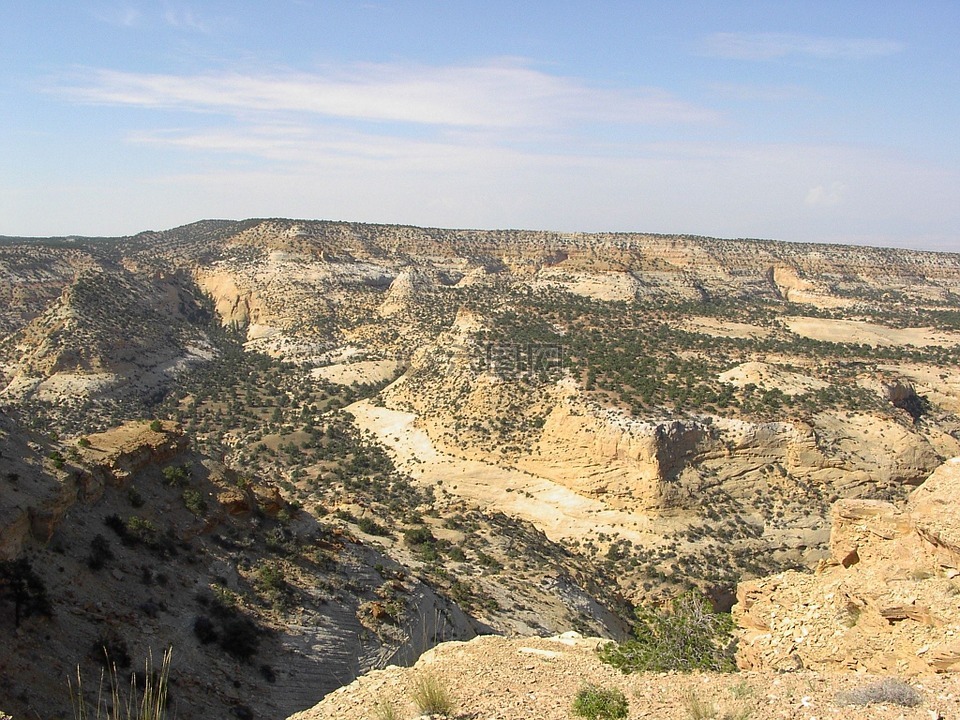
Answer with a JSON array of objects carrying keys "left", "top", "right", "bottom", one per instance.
[
  {"left": 734, "top": 457, "right": 960, "bottom": 674},
  {"left": 522, "top": 393, "right": 940, "bottom": 512}
]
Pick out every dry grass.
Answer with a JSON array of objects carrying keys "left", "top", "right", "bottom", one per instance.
[
  {"left": 372, "top": 698, "right": 401, "bottom": 720},
  {"left": 835, "top": 677, "right": 922, "bottom": 707},
  {"left": 70, "top": 647, "right": 172, "bottom": 720},
  {"left": 410, "top": 673, "right": 454, "bottom": 716}
]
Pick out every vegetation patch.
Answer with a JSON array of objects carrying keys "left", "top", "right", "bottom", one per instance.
[
  {"left": 600, "top": 591, "right": 736, "bottom": 673},
  {"left": 571, "top": 684, "right": 629, "bottom": 720}
]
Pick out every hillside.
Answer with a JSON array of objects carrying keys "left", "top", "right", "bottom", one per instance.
[{"left": 3, "top": 218, "right": 960, "bottom": 716}]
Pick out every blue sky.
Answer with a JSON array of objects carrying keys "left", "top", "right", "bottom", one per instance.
[{"left": 2, "top": 2, "right": 959, "bottom": 251}]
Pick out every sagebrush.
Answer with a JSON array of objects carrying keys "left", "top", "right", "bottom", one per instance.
[{"left": 835, "top": 678, "right": 922, "bottom": 707}]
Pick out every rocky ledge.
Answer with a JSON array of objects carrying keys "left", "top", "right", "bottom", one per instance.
[{"left": 735, "top": 457, "right": 960, "bottom": 675}]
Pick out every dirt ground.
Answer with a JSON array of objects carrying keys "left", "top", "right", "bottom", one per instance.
[{"left": 291, "top": 633, "right": 960, "bottom": 720}]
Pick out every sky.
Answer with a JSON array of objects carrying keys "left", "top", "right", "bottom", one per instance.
[{"left": 1, "top": 2, "right": 959, "bottom": 251}]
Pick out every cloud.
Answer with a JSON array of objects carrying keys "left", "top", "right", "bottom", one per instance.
[
  {"left": 162, "top": 6, "right": 209, "bottom": 32},
  {"left": 706, "top": 33, "right": 904, "bottom": 61},
  {"left": 91, "top": 3, "right": 211, "bottom": 32},
  {"left": 91, "top": 4, "right": 143, "bottom": 27},
  {"left": 805, "top": 182, "right": 846, "bottom": 207},
  {"left": 53, "top": 59, "right": 719, "bottom": 129}
]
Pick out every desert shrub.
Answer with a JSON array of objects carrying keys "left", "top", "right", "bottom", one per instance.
[
  {"left": 87, "top": 535, "right": 114, "bottom": 571},
  {"left": 410, "top": 674, "right": 454, "bottom": 716},
  {"left": 599, "top": 590, "right": 736, "bottom": 673},
  {"left": 91, "top": 629, "right": 132, "bottom": 670},
  {"left": 257, "top": 563, "right": 286, "bottom": 592},
  {"left": 162, "top": 465, "right": 189, "bottom": 487},
  {"left": 104, "top": 514, "right": 128, "bottom": 539},
  {"left": 182, "top": 489, "right": 207, "bottom": 517},
  {"left": 357, "top": 516, "right": 392, "bottom": 537},
  {"left": 126, "top": 516, "right": 157, "bottom": 544},
  {"left": 571, "top": 684, "right": 629, "bottom": 720},
  {"left": 0, "top": 557, "right": 52, "bottom": 627},
  {"left": 192, "top": 615, "right": 218, "bottom": 645},
  {"left": 683, "top": 692, "right": 718, "bottom": 720},
  {"left": 149, "top": 419, "right": 163, "bottom": 432},
  {"left": 835, "top": 678, "right": 922, "bottom": 707},
  {"left": 218, "top": 615, "right": 260, "bottom": 661},
  {"left": 127, "top": 487, "right": 145, "bottom": 508},
  {"left": 403, "top": 526, "right": 435, "bottom": 546}
]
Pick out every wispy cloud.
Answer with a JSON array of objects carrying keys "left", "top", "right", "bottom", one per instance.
[
  {"left": 91, "top": 4, "right": 143, "bottom": 28},
  {"left": 53, "top": 59, "right": 719, "bottom": 129},
  {"left": 91, "top": 3, "right": 212, "bottom": 32},
  {"left": 706, "top": 33, "right": 904, "bottom": 61},
  {"left": 162, "top": 6, "right": 209, "bottom": 32}
]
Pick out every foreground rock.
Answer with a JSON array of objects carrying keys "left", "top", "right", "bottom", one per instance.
[
  {"left": 736, "top": 457, "right": 960, "bottom": 674},
  {"left": 290, "top": 633, "right": 959, "bottom": 720}
]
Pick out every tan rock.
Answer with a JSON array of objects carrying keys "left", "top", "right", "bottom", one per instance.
[{"left": 735, "top": 458, "right": 960, "bottom": 675}]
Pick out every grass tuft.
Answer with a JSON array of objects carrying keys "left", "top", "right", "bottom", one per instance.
[
  {"left": 410, "top": 673, "right": 454, "bottom": 716},
  {"left": 372, "top": 697, "right": 401, "bottom": 720},
  {"left": 70, "top": 647, "right": 172, "bottom": 720}
]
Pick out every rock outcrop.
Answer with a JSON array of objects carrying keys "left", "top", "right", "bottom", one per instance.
[{"left": 735, "top": 457, "right": 960, "bottom": 674}]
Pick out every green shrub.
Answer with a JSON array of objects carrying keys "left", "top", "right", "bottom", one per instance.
[
  {"left": 599, "top": 590, "right": 736, "bottom": 673},
  {"left": 258, "top": 563, "right": 285, "bottom": 589},
  {"left": 403, "top": 526, "right": 435, "bottom": 546},
  {"left": 162, "top": 465, "right": 189, "bottom": 487},
  {"left": 357, "top": 516, "right": 392, "bottom": 537},
  {"left": 572, "top": 684, "right": 629, "bottom": 720},
  {"left": 126, "top": 516, "right": 157, "bottom": 544},
  {"left": 182, "top": 489, "right": 207, "bottom": 517}
]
